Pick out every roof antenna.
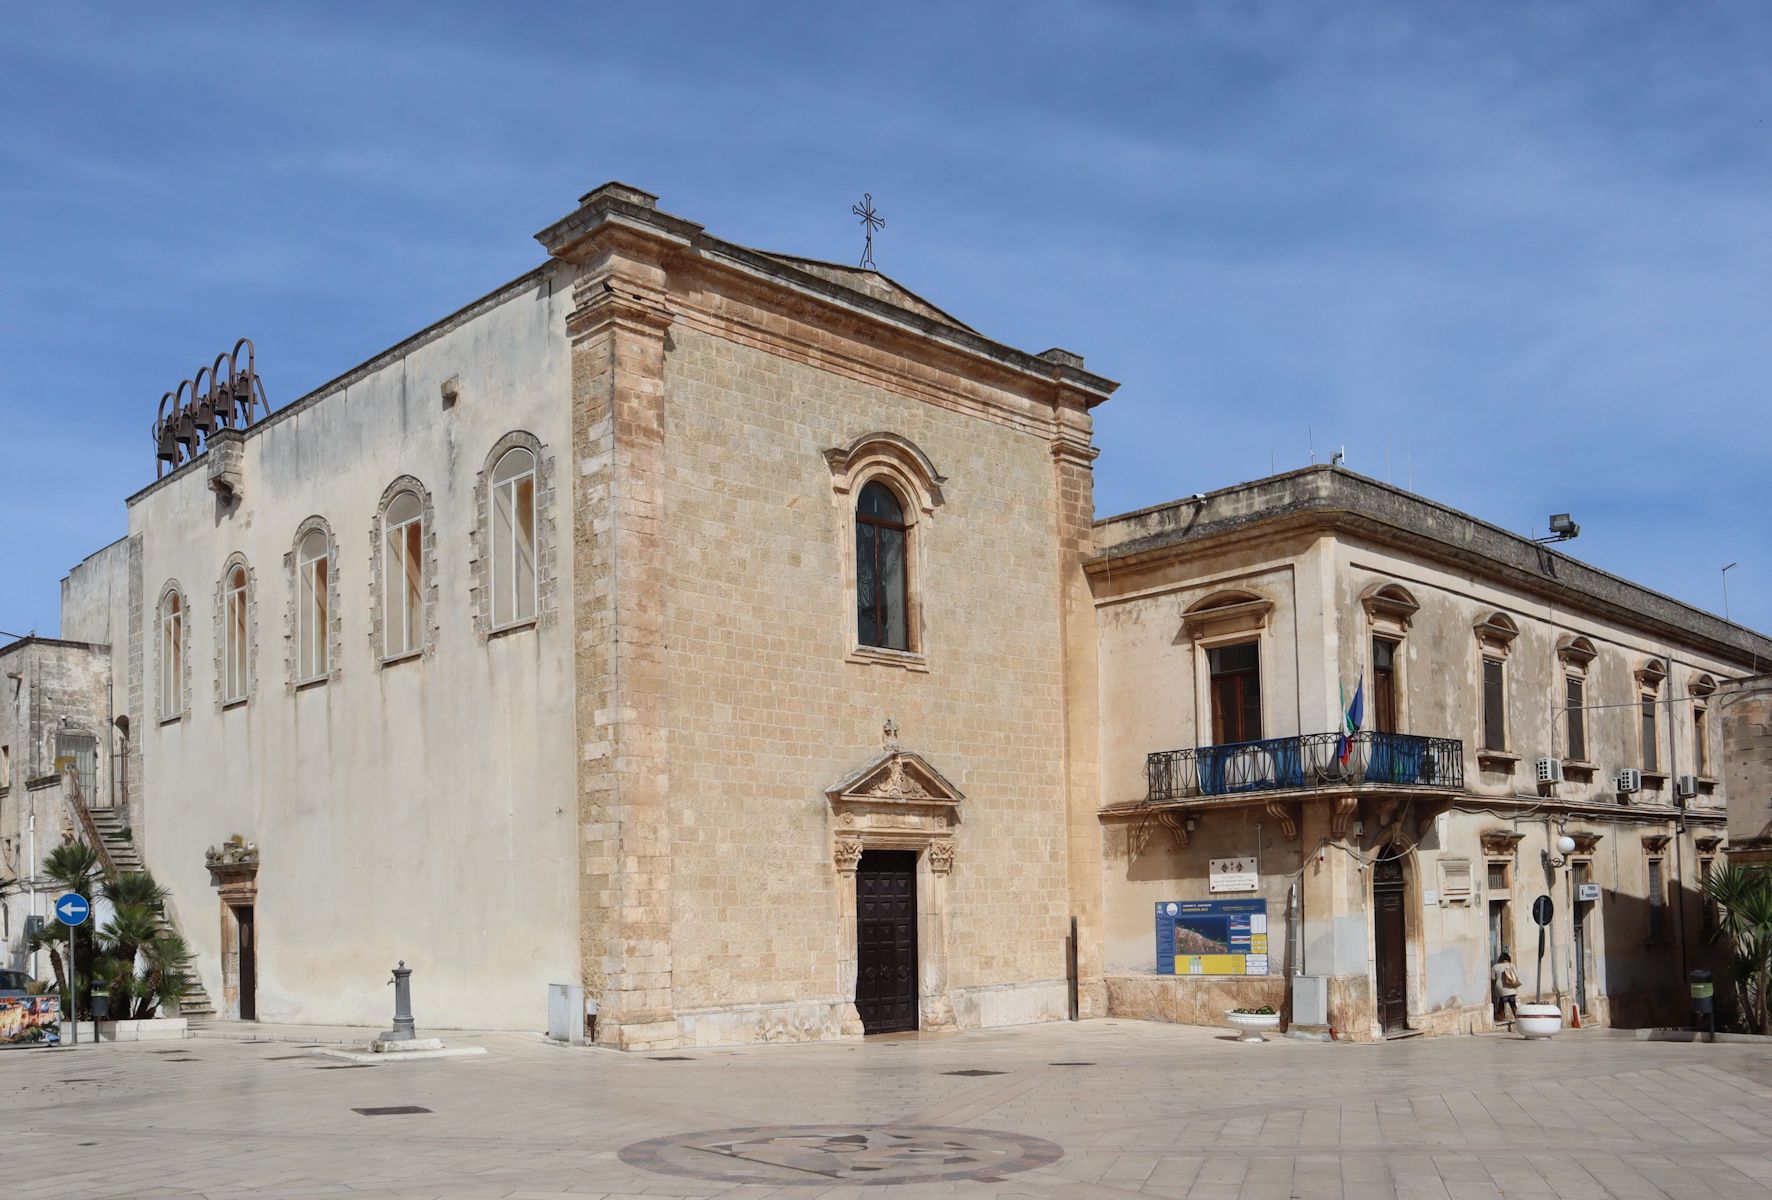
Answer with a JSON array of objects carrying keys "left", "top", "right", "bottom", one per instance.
[
  {"left": 1308, "top": 426, "right": 1315, "bottom": 465},
  {"left": 1331, "top": 446, "right": 1346, "bottom": 467}
]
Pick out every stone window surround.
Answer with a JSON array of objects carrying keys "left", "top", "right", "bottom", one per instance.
[
  {"left": 1473, "top": 612, "right": 1519, "bottom": 767},
  {"left": 1634, "top": 658, "right": 1669, "bottom": 782},
  {"left": 213, "top": 553, "right": 258, "bottom": 710},
  {"left": 1360, "top": 582, "right": 1416, "bottom": 734},
  {"left": 1690, "top": 673, "right": 1718, "bottom": 783},
  {"left": 368, "top": 475, "right": 439, "bottom": 665},
  {"left": 1555, "top": 635, "right": 1599, "bottom": 773},
  {"left": 155, "top": 579, "right": 192, "bottom": 724},
  {"left": 470, "top": 430, "right": 558, "bottom": 640},
  {"left": 285, "top": 516, "right": 343, "bottom": 689},
  {"left": 825, "top": 432, "right": 945, "bottom": 672},
  {"left": 1183, "top": 590, "right": 1274, "bottom": 749}
]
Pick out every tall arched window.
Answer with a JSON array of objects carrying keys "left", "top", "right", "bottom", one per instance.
[
  {"left": 159, "top": 589, "right": 184, "bottom": 718},
  {"left": 223, "top": 564, "right": 249, "bottom": 702},
  {"left": 856, "top": 480, "right": 909, "bottom": 650},
  {"left": 491, "top": 447, "right": 537, "bottom": 628},
  {"left": 383, "top": 489, "right": 424, "bottom": 657},
  {"left": 297, "top": 529, "right": 330, "bottom": 681}
]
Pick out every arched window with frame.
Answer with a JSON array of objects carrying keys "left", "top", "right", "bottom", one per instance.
[
  {"left": 223, "top": 563, "right": 249, "bottom": 702},
  {"left": 159, "top": 587, "right": 185, "bottom": 719},
  {"left": 383, "top": 489, "right": 424, "bottom": 657},
  {"left": 856, "top": 480, "right": 909, "bottom": 651},
  {"left": 297, "top": 529, "right": 330, "bottom": 681},
  {"left": 490, "top": 446, "right": 537, "bottom": 628}
]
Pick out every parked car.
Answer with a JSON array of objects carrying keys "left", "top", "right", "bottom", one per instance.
[{"left": 0, "top": 970, "right": 35, "bottom": 999}]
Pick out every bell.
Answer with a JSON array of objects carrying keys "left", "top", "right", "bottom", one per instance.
[{"left": 154, "top": 419, "right": 178, "bottom": 464}]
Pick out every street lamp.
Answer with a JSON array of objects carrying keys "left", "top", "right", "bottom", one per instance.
[{"left": 1543, "top": 834, "right": 1577, "bottom": 870}]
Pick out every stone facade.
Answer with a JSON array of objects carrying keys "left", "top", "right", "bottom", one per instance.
[
  {"left": 51, "top": 183, "right": 1114, "bottom": 1045},
  {"left": 1090, "top": 468, "right": 1772, "bottom": 1039},
  {"left": 0, "top": 636, "right": 117, "bottom": 974},
  {"left": 37, "top": 184, "right": 1770, "bottom": 1050},
  {"left": 1721, "top": 674, "right": 1772, "bottom": 866}
]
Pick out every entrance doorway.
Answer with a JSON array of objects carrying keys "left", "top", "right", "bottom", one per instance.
[
  {"left": 1572, "top": 861, "right": 1592, "bottom": 1018},
  {"left": 855, "top": 850, "right": 917, "bottom": 1034},
  {"left": 1373, "top": 857, "right": 1408, "bottom": 1033},
  {"left": 232, "top": 905, "right": 257, "bottom": 1022}
]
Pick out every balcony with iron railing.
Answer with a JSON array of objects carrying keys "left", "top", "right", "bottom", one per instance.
[{"left": 1145, "top": 731, "right": 1465, "bottom": 804}]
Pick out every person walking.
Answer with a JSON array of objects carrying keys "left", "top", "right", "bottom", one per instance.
[{"left": 1493, "top": 951, "right": 1520, "bottom": 1023}]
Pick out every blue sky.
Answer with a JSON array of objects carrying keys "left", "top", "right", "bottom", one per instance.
[{"left": 2, "top": 2, "right": 1767, "bottom": 636}]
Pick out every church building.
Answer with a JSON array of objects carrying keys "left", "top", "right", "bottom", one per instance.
[{"left": 9, "top": 182, "right": 1765, "bottom": 1046}]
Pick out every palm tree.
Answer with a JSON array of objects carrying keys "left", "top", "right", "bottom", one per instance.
[
  {"left": 39, "top": 841, "right": 104, "bottom": 1019},
  {"left": 99, "top": 871, "right": 189, "bottom": 1019},
  {"left": 29, "top": 843, "right": 190, "bottom": 1023},
  {"left": 1703, "top": 864, "right": 1772, "bottom": 1034}
]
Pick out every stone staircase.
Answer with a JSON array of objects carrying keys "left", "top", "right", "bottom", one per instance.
[{"left": 83, "top": 803, "right": 217, "bottom": 1019}]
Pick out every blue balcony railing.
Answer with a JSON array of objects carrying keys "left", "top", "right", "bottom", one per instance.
[{"left": 1146, "top": 731, "right": 1464, "bottom": 803}]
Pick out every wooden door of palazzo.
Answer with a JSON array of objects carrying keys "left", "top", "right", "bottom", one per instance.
[
  {"left": 234, "top": 905, "right": 257, "bottom": 1022},
  {"left": 856, "top": 850, "right": 918, "bottom": 1034},
  {"left": 1373, "top": 859, "right": 1408, "bottom": 1033}
]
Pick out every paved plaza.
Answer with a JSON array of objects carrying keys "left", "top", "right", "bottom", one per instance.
[{"left": 5, "top": 1019, "right": 1772, "bottom": 1199}]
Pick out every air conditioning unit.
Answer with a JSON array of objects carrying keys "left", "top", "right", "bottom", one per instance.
[
  {"left": 1535, "top": 757, "right": 1564, "bottom": 784},
  {"left": 1676, "top": 774, "right": 1699, "bottom": 800},
  {"left": 1616, "top": 768, "right": 1642, "bottom": 795}
]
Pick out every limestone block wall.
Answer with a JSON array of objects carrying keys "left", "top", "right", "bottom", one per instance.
[
  {"left": 1722, "top": 675, "right": 1772, "bottom": 863},
  {"left": 109, "top": 267, "right": 582, "bottom": 1030},
  {"left": 656, "top": 325, "right": 1074, "bottom": 1037},
  {"left": 0, "top": 638, "right": 115, "bottom": 974}
]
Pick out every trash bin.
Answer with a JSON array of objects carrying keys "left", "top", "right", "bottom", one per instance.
[{"left": 1688, "top": 969, "right": 1715, "bottom": 1035}]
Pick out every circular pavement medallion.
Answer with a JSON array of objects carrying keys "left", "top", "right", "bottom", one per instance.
[{"left": 619, "top": 1123, "right": 1064, "bottom": 1186}]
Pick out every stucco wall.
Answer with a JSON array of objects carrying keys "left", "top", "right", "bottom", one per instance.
[
  {"left": 0, "top": 639, "right": 114, "bottom": 973},
  {"left": 113, "top": 268, "right": 581, "bottom": 1029},
  {"left": 656, "top": 324, "right": 1074, "bottom": 1034},
  {"left": 1092, "top": 504, "right": 1741, "bottom": 1036}
]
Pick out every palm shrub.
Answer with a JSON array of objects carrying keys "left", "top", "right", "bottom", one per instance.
[
  {"left": 1702, "top": 863, "right": 1772, "bottom": 1034},
  {"left": 26, "top": 841, "right": 190, "bottom": 1021}
]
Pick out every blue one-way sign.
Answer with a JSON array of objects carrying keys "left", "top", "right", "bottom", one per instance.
[{"left": 54, "top": 893, "right": 90, "bottom": 926}]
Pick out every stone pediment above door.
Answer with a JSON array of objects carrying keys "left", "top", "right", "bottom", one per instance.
[{"left": 826, "top": 723, "right": 963, "bottom": 860}]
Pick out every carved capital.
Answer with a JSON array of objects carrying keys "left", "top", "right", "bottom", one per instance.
[
  {"left": 834, "top": 839, "right": 864, "bottom": 873},
  {"left": 929, "top": 841, "right": 955, "bottom": 874}
]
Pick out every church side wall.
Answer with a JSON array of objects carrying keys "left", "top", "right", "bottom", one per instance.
[
  {"left": 120, "top": 271, "right": 581, "bottom": 1030},
  {"left": 657, "top": 324, "right": 1074, "bottom": 1043}
]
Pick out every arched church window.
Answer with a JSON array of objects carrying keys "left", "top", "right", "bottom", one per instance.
[{"left": 856, "top": 480, "right": 909, "bottom": 651}]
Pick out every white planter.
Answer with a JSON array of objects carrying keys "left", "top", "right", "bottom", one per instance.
[
  {"left": 1225, "top": 1010, "right": 1281, "bottom": 1043},
  {"left": 1516, "top": 1003, "right": 1563, "bottom": 1040},
  {"left": 95, "top": 1017, "right": 188, "bottom": 1043}
]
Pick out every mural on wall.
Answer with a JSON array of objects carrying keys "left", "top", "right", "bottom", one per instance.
[
  {"left": 0, "top": 996, "right": 61, "bottom": 1047},
  {"left": 1156, "top": 899, "right": 1268, "bottom": 976}
]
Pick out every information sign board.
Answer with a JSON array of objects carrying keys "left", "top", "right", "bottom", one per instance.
[{"left": 1156, "top": 899, "right": 1268, "bottom": 976}]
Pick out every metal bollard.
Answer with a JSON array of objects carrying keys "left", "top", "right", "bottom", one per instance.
[{"left": 384, "top": 960, "right": 416, "bottom": 1041}]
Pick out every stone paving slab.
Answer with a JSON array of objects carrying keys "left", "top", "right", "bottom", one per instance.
[{"left": 4, "top": 1021, "right": 1772, "bottom": 1198}]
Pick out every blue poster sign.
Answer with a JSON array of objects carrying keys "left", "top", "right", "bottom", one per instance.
[{"left": 1156, "top": 898, "right": 1269, "bottom": 976}]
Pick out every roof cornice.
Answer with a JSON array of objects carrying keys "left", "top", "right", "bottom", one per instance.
[{"left": 1089, "top": 466, "right": 1772, "bottom": 672}]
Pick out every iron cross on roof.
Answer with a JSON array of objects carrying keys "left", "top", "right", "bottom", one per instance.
[{"left": 852, "top": 193, "right": 885, "bottom": 270}]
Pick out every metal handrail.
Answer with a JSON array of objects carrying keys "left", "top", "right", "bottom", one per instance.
[
  {"left": 1147, "top": 731, "right": 1465, "bottom": 803},
  {"left": 60, "top": 764, "right": 118, "bottom": 875}
]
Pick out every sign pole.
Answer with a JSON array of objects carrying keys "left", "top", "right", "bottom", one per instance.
[{"left": 68, "top": 924, "right": 76, "bottom": 1048}]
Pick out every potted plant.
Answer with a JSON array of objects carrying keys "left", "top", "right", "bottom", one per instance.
[
  {"left": 1515, "top": 1002, "right": 1563, "bottom": 1039},
  {"left": 1225, "top": 1005, "right": 1281, "bottom": 1042}
]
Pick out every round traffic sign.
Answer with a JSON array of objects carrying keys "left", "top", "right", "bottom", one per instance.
[
  {"left": 54, "top": 892, "right": 91, "bottom": 927},
  {"left": 1531, "top": 894, "right": 1554, "bottom": 927}
]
